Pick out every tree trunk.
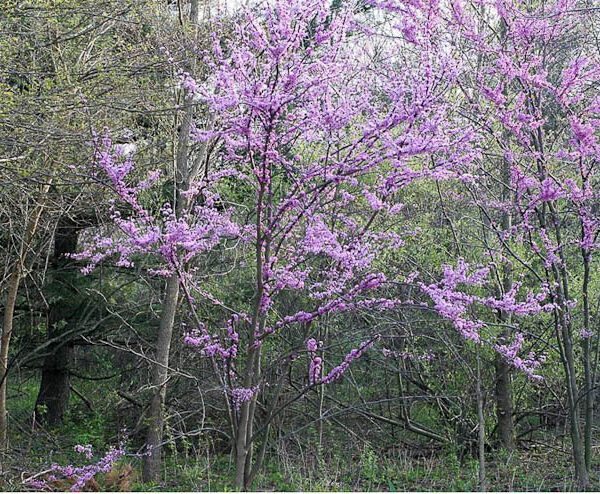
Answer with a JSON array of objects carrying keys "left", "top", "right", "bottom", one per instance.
[
  {"left": 35, "top": 345, "right": 73, "bottom": 426},
  {"left": 0, "top": 268, "right": 22, "bottom": 451},
  {"left": 141, "top": 0, "right": 203, "bottom": 480},
  {"left": 561, "top": 320, "right": 589, "bottom": 490},
  {"left": 235, "top": 399, "right": 251, "bottom": 489},
  {"left": 35, "top": 220, "right": 80, "bottom": 426},
  {"left": 494, "top": 80, "right": 515, "bottom": 450},
  {"left": 234, "top": 346, "right": 261, "bottom": 490},
  {"left": 494, "top": 264, "right": 515, "bottom": 451},
  {"left": 581, "top": 250, "right": 593, "bottom": 471},
  {"left": 0, "top": 189, "right": 48, "bottom": 450},
  {"left": 494, "top": 354, "right": 514, "bottom": 450},
  {"left": 547, "top": 198, "right": 589, "bottom": 489},
  {"left": 476, "top": 352, "right": 487, "bottom": 492},
  {"left": 142, "top": 274, "right": 180, "bottom": 482},
  {"left": 550, "top": 257, "right": 589, "bottom": 489}
]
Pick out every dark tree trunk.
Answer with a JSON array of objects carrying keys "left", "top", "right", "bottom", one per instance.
[
  {"left": 35, "top": 344, "right": 74, "bottom": 426},
  {"left": 494, "top": 353, "right": 514, "bottom": 450},
  {"left": 35, "top": 220, "right": 80, "bottom": 426}
]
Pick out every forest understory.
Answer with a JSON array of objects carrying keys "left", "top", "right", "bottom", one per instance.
[{"left": 4, "top": 373, "right": 600, "bottom": 492}]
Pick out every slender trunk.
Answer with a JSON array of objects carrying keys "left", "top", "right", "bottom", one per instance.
[
  {"left": 235, "top": 347, "right": 259, "bottom": 490},
  {"left": 316, "top": 322, "right": 328, "bottom": 450},
  {"left": 142, "top": 68, "right": 191, "bottom": 482},
  {"left": 142, "top": 1, "right": 201, "bottom": 480},
  {"left": 234, "top": 401, "right": 250, "bottom": 489},
  {"left": 142, "top": 274, "right": 180, "bottom": 482},
  {"left": 234, "top": 328, "right": 263, "bottom": 489},
  {"left": 0, "top": 189, "right": 48, "bottom": 450},
  {"left": 494, "top": 212, "right": 515, "bottom": 449},
  {"left": 0, "top": 269, "right": 22, "bottom": 450},
  {"left": 476, "top": 352, "right": 486, "bottom": 492},
  {"left": 545, "top": 260, "right": 589, "bottom": 490},
  {"left": 551, "top": 257, "right": 588, "bottom": 489},
  {"left": 582, "top": 248, "right": 593, "bottom": 471},
  {"left": 562, "top": 323, "right": 588, "bottom": 490},
  {"left": 243, "top": 349, "right": 260, "bottom": 485},
  {"left": 35, "top": 220, "right": 80, "bottom": 426},
  {"left": 548, "top": 200, "right": 589, "bottom": 489},
  {"left": 235, "top": 135, "right": 272, "bottom": 489},
  {"left": 553, "top": 275, "right": 589, "bottom": 489},
  {"left": 494, "top": 57, "right": 515, "bottom": 450},
  {"left": 532, "top": 106, "right": 588, "bottom": 487},
  {"left": 245, "top": 372, "right": 287, "bottom": 489}
]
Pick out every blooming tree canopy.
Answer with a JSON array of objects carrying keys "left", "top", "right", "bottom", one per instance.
[{"left": 70, "top": 0, "right": 600, "bottom": 488}]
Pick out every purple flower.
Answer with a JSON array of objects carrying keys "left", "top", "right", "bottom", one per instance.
[
  {"left": 306, "top": 338, "right": 318, "bottom": 352},
  {"left": 231, "top": 386, "right": 259, "bottom": 410}
]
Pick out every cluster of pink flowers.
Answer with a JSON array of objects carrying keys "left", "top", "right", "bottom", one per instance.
[
  {"left": 306, "top": 337, "right": 380, "bottom": 385},
  {"left": 421, "top": 260, "right": 551, "bottom": 377},
  {"left": 183, "top": 317, "right": 239, "bottom": 360},
  {"left": 25, "top": 442, "right": 126, "bottom": 492},
  {"left": 72, "top": 135, "right": 240, "bottom": 275},
  {"left": 231, "top": 386, "right": 260, "bottom": 411},
  {"left": 306, "top": 338, "right": 322, "bottom": 385},
  {"left": 494, "top": 333, "right": 546, "bottom": 381},
  {"left": 73, "top": 444, "right": 93, "bottom": 460},
  {"left": 322, "top": 338, "right": 379, "bottom": 384}
]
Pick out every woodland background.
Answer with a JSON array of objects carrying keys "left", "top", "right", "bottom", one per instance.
[{"left": 1, "top": 0, "right": 600, "bottom": 491}]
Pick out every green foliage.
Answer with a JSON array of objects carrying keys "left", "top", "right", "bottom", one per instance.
[
  {"left": 359, "top": 444, "right": 386, "bottom": 489},
  {"left": 62, "top": 410, "right": 110, "bottom": 449}
]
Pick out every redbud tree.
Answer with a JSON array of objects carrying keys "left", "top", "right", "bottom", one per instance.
[
  {"left": 455, "top": 1, "right": 599, "bottom": 488},
  {"left": 382, "top": 0, "right": 600, "bottom": 487},
  {"left": 72, "top": 0, "right": 600, "bottom": 488}
]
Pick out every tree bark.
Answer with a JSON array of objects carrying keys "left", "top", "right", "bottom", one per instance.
[
  {"left": 141, "top": 94, "right": 191, "bottom": 480},
  {"left": 476, "top": 352, "right": 487, "bottom": 492},
  {"left": 494, "top": 354, "right": 514, "bottom": 450},
  {"left": 142, "top": 273, "right": 180, "bottom": 482},
  {"left": 494, "top": 235, "right": 515, "bottom": 450},
  {"left": 493, "top": 24, "right": 515, "bottom": 450},
  {"left": 35, "top": 220, "right": 80, "bottom": 426},
  {"left": 562, "top": 321, "right": 589, "bottom": 490},
  {"left": 548, "top": 199, "right": 589, "bottom": 490},
  {"left": 581, "top": 249, "right": 593, "bottom": 471},
  {"left": 235, "top": 153, "right": 270, "bottom": 490},
  {"left": 234, "top": 343, "right": 262, "bottom": 490},
  {"left": 141, "top": 0, "right": 201, "bottom": 481},
  {"left": 0, "top": 268, "right": 23, "bottom": 451},
  {"left": 35, "top": 345, "right": 73, "bottom": 426},
  {"left": 0, "top": 187, "right": 49, "bottom": 451}
]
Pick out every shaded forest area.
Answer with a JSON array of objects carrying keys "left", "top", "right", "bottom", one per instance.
[{"left": 1, "top": 0, "right": 600, "bottom": 491}]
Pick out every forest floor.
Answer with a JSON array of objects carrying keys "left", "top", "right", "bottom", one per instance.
[
  {"left": 2, "top": 376, "right": 599, "bottom": 491},
  {"left": 4, "top": 436, "right": 598, "bottom": 491}
]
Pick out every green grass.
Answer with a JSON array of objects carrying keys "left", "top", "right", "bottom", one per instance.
[
  {"left": 4, "top": 377, "right": 599, "bottom": 492},
  {"left": 127, "top": 438, "right": 594, "bottom": 492}
]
